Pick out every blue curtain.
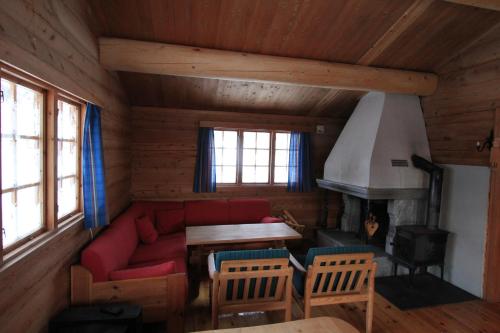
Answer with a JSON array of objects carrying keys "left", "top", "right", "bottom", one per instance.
[
  {"left": 288, "top": 131, "right": 314, "bottom": 192},
  {"left": 82, "top": 103, "right": 108, "bottom": 229},
  {"left": 193, "top": 127, "right": 217, "bottom": 192}
]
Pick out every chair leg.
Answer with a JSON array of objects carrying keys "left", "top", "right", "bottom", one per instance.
[
  {"left": 366, "top": 299, "right": 373, "bottom": 333},
  {"left": 284, "top": 272, "right": 292, "bottom": 321},
  {"left": 304, "top": 299, "right": 311, "bottom": 319},
  {"left": 212, "top": 305, "right": 219, "bottom": 330},
  {"left": 211, "top": 276, "right": 219, "bottom": 329}
]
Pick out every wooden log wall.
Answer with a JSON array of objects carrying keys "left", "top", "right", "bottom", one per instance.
[
  {"left": 131, "top": 107, "right": 344, "bottom": 237},
  {"left": 0, "top": 0, "right": 131, "bottom": 332},
  {"left": 422, "top": 23, "right": 500, "bottom": 166}
]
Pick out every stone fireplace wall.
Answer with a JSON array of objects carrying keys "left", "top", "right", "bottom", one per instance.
[{"left": 340, "top": 194, "right": 426, "bottom": 254}]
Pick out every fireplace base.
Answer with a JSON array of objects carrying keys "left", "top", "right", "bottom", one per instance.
[{"left": 317, "top": 229, "right": 410, "bottom": 277}]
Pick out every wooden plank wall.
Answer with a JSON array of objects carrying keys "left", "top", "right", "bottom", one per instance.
[
  {"left": 131, "top": 107, "right": 344, "bottom": 237},
  {"left": 0, "top": 0, "right": 131, "bottom": 332},
  {"left": 422, "top": 24, "right": 500, "bottom": 166}
]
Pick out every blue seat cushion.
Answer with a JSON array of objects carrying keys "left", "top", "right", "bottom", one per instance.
[
  {"left": 214, "top": 249, "right": 290, "bottom": 300},
  {"left": 293, "top": 245, "right": 375, "bottom": 296}
]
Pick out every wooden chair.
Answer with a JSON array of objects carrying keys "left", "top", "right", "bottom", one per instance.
[
  {"left": 208, "top": 249, "right": 293, "bottom": 329},
  {"left": 290, "top": 247, "right": 377, "bottom": 333}
]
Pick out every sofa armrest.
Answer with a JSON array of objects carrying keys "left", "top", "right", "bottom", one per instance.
[
  {"left": 208, "top": 252, "right": 216, "bottom": 279},
  {"left": 289, "top": 254, "right": 307, "bottom": 273}
]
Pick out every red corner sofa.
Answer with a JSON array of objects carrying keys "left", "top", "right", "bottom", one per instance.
[{"left": 71, "top": 198, "right": 275, "bottom": 328}]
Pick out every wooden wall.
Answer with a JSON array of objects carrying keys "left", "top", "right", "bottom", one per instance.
[
  {"left": 131, "top": 107, "right": 344, "bottom": 236},
  {"left": 0, "top": 0, "right": 131, "bottom": 332},
  {"left": 422, "top": 24, "right": 500, "bottom": 166}
]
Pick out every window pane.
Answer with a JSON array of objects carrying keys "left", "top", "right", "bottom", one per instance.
[
  {"left": 214, "top": 130, "right": 238, "bottom": 184},
  {"left": 18, "top": 138, "right": 41, "bottom": 185},
  {"left": 222, "top": 148, "right": 237, "bottom": 166},
  {"left": 222, "top": 166, "right": 236, "bottom": 183},
  {"left": 242, "top": 148, "right": 255, "bottom": 166},
  {"left": 1, "top": 137, "right": 15, "bottom": 189},
  {"left": 57, "top": 100, "right": 80, "bottom": 218},
  {"left": 58, "top": 177, "right": 78, "bottom": 218},
  {"left": 275, "top": 150, "right": 289, "bottom": 167},
  {"left": 1, "top": 79, "right": 43, "bottom": 249},
  {"left": 255, "top": 149, "right": 269, "bottom": 166},
  {"left": 256, "top": 132, "right": 270, "bottom": 148},
  {"left": 2, "top": 192, "right": 16, "bottom": 247},
  {"left": 275, "top": 133, "right": 290, "bottom": 150},
  {"left": 273, "top": 132, "right": 291, "bottom": 184},
  {"left": 274, "top": 166, "right": 289, "bottom": 183},
  {"left": 243, "top": 131, "right": 256, "bottom": 148},
  {"left": 58, "top": 141, "right": 77, "bottom": 178},
  {"left": 223, "top": 131, "right": 237, "bottom": 148},
  {"left": 2, "top": 186, "right": 42, "bottom": 248},
  {"left": 1, "top": 79, "right": 15, "bottom": 135},
  {"left": 242, "top": 166, "right": 255, "bottom": 183},
  {"left": 255, "top": 167, "right": 269, "bottom": 183},
  {"left": 17, "top": 186, "right": 43, "bottom": 236}
]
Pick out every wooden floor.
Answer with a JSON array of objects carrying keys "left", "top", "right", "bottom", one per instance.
[{"left": 185, "top": 279, "right": 500, "bottom": 333}]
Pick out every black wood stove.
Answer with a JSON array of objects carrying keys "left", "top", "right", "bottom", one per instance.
[{"left": 391, "top": 155, "right": 449, "bottom": 283}]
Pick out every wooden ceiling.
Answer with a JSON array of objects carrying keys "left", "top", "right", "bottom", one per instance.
[{"left": 89, "top": 0, "right": 500, "bottom": 118}]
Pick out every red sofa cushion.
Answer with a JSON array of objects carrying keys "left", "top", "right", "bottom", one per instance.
[
  {"left": 261, "top": 216, "right": 284, "bottom": 223},
  {"left": 81, "top": 204, "right": 142, "bottom": 282},
  {"left": 229, "top": 199, "right": 271, "bottom": 223},
  {"left": 129, "top": 232, "right": 187, "bottom": 265},
  {"left": 156, "top": 209, "right": 185, "bottom": 235},
  {"left": 185, "top": 200, "right": 229, "bottom": 226},
  {"left": 128, "top": 256, "right": 187, "bottom": 274},
  {"left": 136, "top": 215, "right": 158, "bottom": 244},
  {"left": 109, "top": 261, "right": 176, "bottom": 281}
]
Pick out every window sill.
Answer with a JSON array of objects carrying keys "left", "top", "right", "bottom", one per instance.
[{"left": 2, "top": 213, "right": 86, "bottom": 270}]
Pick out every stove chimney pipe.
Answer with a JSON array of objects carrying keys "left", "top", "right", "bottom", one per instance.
[{"left": 411, "top": 155, "right": 443, "bottom": 229}]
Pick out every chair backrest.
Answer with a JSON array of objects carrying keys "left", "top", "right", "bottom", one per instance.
[
  {"left": 307, "top": 252, "right": 374, "bottom": 297},
  {"left": 217, "top": 257, "right": 292, "bottom": 305},
  {"left": 214, "top": 248, "right": 289, "bottom": 271}
]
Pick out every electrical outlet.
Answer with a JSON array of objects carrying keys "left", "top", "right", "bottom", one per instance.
[{"left": 316, "top": 125, "right": 325, "bottom": 134}]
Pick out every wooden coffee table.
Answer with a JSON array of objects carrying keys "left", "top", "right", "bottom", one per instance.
[
  {"left": 186, "top": 222, "right": 302, "bottom": 247},
  {"left": 186, "top": 223, "right": 302, "bottom": 272}
]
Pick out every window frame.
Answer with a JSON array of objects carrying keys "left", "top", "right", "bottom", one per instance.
[
  {"left": 55, "top": 95, "right": 83, "bottom": 223},
  {"left": 214, "top": 128, "right": 290, "bottom": 186},
  {"left": 0, "top": 64, "right": 85, "bottom": 257}
]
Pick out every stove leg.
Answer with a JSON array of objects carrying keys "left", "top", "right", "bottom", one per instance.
[
  {"left": 440, "top": 264, "right": 444, "bottom": 280},
  {"left": 393, "top": 263, "right": 398, "bottom": 277},
  {"left": 409, "top": 268, "right": 415, "bottom": 286}
]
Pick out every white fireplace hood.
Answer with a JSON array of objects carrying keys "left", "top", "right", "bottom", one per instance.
[{"left": 317, "top": 92, "right": 431, "bottom": 200}]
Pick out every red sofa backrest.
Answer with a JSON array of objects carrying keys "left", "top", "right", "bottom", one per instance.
[
  {"left": 184, "top": 199, "right": 271, "bottom": 226},
  {"left": 229, "top": 199, "right": 271, "bottom": 223},
  {"left": 184, "top": 200, "right": 229, "bottom": 226}
]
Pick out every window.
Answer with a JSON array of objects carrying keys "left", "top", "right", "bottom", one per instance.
[
  {"left": 213, "top": 129, "right": 290, "bottom": 185},
  {"left": 57, "top": 99, "right": 80, "bottom": 219},
  {"left": 0, "top": 65, "right": 84, "bottom": 254},
  {"left": 274, "top": 132, "right": 291, "bottom": 183},
  {"left": 1, "top": 78, "right": 44, "bottom": 249},
  {"left": 242, "top": 131, "right": 270, "bottom": 183},
  {"left": 214, "top": 130, "right": 237, "bottom": 183}
]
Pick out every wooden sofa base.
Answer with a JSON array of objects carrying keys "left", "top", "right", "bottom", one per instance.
[{"left": 71, "top": 265, "right": 186, "bottom": 331}]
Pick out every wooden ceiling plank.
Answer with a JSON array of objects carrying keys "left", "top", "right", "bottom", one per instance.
[
  {"left": 99, "top": 37, "right": 438, "bottom": 96},
  {"left": 309, "top": 0, "right": 434, "bottom": 116},
  {"left": 358, "top": 0, "right": 435, "bottom": 65},
  {"left": 443, "top": 0, "right": 500, "bottom": 11}
]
